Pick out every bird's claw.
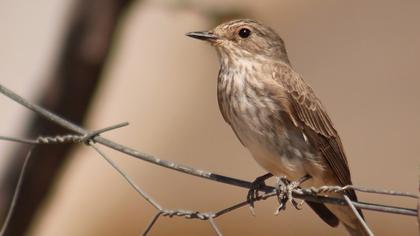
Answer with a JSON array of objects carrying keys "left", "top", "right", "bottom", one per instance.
[
  {"left": 246, "top": 173, "right": 273, "bottom": 215},
  {"left": 274, "top": 175, "right": 310, "bottom": 215}
]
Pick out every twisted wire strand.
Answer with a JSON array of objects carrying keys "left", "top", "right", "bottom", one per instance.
[
  {"left": 35, "top": 134, "right": 84, "bottom": 144},
  {"left": 160, "top": 209, "right": 214, "bottom": 220}
]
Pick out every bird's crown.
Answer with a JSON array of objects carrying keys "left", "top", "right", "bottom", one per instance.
[{"left": 187, "top": 19, "right": 289, "bottom": 63}]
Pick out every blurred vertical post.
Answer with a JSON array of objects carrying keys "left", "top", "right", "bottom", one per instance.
[{"left": 0, "top": 0, "right": 134, "bottom": 235}]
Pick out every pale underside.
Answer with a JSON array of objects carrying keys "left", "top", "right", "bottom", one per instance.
[{"left": 217, "top": 56, "right": 334, "bottom": 187}]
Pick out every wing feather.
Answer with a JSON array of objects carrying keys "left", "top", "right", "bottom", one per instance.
[{"left": 271, "top": 63, "right": 353, "bottom": 189}]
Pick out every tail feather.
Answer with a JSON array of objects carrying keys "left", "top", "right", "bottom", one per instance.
[
  {"left": 343, "top": 222, "right": 370, "bottom": 236},
  {"left": 345, "top": 188, "right": 365, "bottom": 220},
  {"left": 324, "top": 193, "right": 370, "bottom": 236},
  {"left": 307, "top": 182, "right": 369, "bottom": 236},
  {"left": 306, "top": 201, "right": 339, "bottom": 227}
]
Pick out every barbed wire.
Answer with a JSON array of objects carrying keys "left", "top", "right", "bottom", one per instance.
[{"left": 0, "top": 83, "right": 418, "bottom": 236}]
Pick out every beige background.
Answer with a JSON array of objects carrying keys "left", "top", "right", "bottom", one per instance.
[{"left": 1, "top": 0, "right": 419, "bottom": 235}]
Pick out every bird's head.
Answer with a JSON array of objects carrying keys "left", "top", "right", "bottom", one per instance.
[{"left": 186, "top": 19, "right": 289, "bottom": 63}]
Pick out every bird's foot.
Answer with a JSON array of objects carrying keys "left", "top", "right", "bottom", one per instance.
[
  {"left": 274, "top": 175, "right": 311, "bottom": 215},
  {"left": 247, "top": 173, "right": 273, "bottom": 215}
]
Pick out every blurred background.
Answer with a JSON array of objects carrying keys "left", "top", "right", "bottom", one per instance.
[{"left": 0, "top": 0, "right": 419, "bottom": 235}]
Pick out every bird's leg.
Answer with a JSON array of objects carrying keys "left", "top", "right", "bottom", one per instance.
[
  {"left": 247, "top": 173, "right": 273, "bottom": 215},
  {"left": 274, "top": 174, "right": 311, "bottom": 215}
]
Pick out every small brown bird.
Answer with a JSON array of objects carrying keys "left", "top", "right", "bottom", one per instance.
[{"left": 187, "top": 19, "right": 367, "bottom": 235}]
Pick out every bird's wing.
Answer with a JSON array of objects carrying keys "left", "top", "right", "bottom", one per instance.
[
  {"left": 271, "top": 62, "right": 365, "bottom": 220},
  {"left": 271, "top": 62, "right": 352, "bottom": 188}
]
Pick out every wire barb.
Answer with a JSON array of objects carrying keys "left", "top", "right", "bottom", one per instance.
[
  {"left": 343, "top": 195, "right": 374, "bottom": 236},
  {"left": 89, "top": 144, "right": 163, "bottom": 211},
  {"left": 208, "top": 217, "right": 223, "bottom": 236},
  {"left": 142, "top": 212, "right": 162, "bottom": 236},
  {"left": 81, "top": 122, "right": 129, "bottom": 144}
]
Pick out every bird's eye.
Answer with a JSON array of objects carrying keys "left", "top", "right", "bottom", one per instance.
[{"left": 238, "top": 28, "right": 251, "bottom": 38}]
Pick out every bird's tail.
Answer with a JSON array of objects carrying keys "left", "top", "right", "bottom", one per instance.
[
  {"left": 323, "top": 203, "right": 370, "bottom": 236},
  {"left": 343, "top": 222, "right": 370, "bottom": 236},
  {"left": 324, "top": 192, "right": 371, "bottom": 236}
]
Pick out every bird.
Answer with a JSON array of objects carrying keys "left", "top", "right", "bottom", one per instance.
[{"left": 186, "top": 19, "right": 367, "bottom": 236}]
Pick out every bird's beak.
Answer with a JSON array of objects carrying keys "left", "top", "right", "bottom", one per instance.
[{"left": 186, "top": 31, "right": 219, "bottom": 41}]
